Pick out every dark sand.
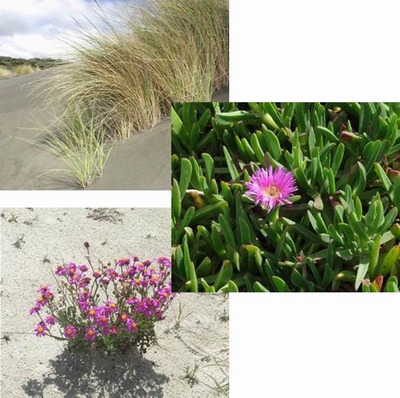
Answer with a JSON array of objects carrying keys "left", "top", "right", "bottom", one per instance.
[{"left": 0, "top": 70, "right": 229, "bottom": 190}]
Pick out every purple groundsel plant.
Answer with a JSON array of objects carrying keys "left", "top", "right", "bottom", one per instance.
[{"left": 29, "top": 243, "right": 176, "bottom": 356}]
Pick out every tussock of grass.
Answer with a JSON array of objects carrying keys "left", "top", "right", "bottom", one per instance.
[
  {"left": 24, "top": 105, "right": 112, "bottom": 189},
  {"left": 43, "top": 105, "right": 112, "bottom": 188},
  {"left": 45, "top": 0, "right": 228, "bottom": 139},
  {"left": 37, "top": 0, "right": 228, "bottom": 188},
  {"left": 0, "top": 66, "right": 12, "bottom": 78},
  {"left": 0, "top": 64, "right": 39, "bottom": 78},
  {"left": 13, "top": 64, "right": 37, "bottom": 76}
]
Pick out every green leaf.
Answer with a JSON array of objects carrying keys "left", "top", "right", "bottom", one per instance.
[
  {"left": 355, "top": 255, "right": 370, "bottom": 291},
  {"left": 214, "top": 260, "right": 233, "bottom": 291},
  {"left": 384, "top": 276, "right": 399, "bottom": 292},
  {"left": 377, "top": 207, "right": 398, "bottom": 235},
  {"left": 218, "top": 213, "right": 237, "bottom": 248},
  {"left": 316, "top": 126, "right": 340, "bottom": 143},
  {"left": 190, "top": 201, "right": 228, "bottom": 225},
  {"left": 171, "top": 105, "right": 183, "bottom": 134},
  {"left": 261, "top": 103, "right": 285, "bottom": 129},
  {"left": 198, "top": 108, "right": 212, "bottom": 131},
  {"left": 179, "top": 158, "right": 193, "bottom": 198},
  {"left": 215, "top": 110, "right": 258, "bottom": 125},
  {"left": 368, "top": 235, "right": 381, "bottom": 279},
  {"left": 262, "top": 128, "right": 282, "bottom": 160},
  {"left": 250, "top": 133, "right": 265, "bottom": 163},
  {"left": 174, "top": 206, "right": 195, "bottom": 244},
  {"left": 331, "top": 143, "right": 345, "bottom": 175},
  {"left": 201, "top": 153, "right": 214, "bottom": 184},
  {"left": 228, "top": 280, "right": 239, "bottom": 292},
  {"left": 196, "top": 257, "right": 212, "bottom": 277},
  {"left": 352, "top": 162, "right": 366, "bottom": 198},
  {"left": 172, "top": 178, "right": 181, "bottom": 221},
  {"left": 272, "top": 276, "right": 291, "bottom": 292},
  {"left": 374, "top": 163, "right": 392, "bottom": 192},
  {"left": 223, "top": 146, "right": 240, "bottom": 181},
  {"left": 393, "top": 175, "right": 400, "bottom": 211},
  {"left": 253, "top": 281, "right": 270, "bottom": 292},
  {"left": 291, "top": 268, "right": 310, "bottom": 289},
  {"left": 348, "top": 212, "right": 370, "bottom": 242},
  {"left": 380, "top": 244, "right": 400, "bottom": 276}
]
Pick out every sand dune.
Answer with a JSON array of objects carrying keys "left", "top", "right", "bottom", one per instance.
[{"left": 0, "top": 70, "right": 229, "bottom": 190}]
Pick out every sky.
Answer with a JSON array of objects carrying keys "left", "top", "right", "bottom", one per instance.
[{"left": 0, "top": 0, "right": 137, "bottom": 60}]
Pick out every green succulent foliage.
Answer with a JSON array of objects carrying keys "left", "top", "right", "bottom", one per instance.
[{"left": 171, "top": 102, "right": 400, "bottom": 292}]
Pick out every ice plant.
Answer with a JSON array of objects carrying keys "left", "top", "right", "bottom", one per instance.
[
  {"left": 30, "top": 242, "right": 175, "bottom": 356},
  {"left": 245, "top": 166, "right": 297, "bottom": 212}
]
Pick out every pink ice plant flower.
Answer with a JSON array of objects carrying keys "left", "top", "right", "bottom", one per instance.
[
  {"left": 245, "top": 166, "right": 297, "bottom": 212},
  {"left": 64, "top": 325, "right": 77, "bottom": 339}
]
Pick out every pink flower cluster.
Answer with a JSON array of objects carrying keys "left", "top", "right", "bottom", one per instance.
[{"left": 30, "top": 255, "right": 175, "bottom": 347}]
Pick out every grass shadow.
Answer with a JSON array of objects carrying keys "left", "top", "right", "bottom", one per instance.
[{"left": 22, "top": 349, "right": 169, "bottom": 398}]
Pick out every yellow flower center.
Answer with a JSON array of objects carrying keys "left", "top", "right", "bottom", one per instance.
[
  {"left": 263, "top": 184, "right": 281, "bottom": 199},
  {"left": 88, "top": 330, "right": 94, "bottom": 335},
  {"left": 38, "top": 327, "right": 43, "bottom": 333},
  {"left": 67, "top": 329, "right": 72, "bottom": 335}
]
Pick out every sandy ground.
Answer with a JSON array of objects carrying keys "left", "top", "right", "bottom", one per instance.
[
  {"left": 0, "top": 70, "right": 229, "bottom": 190},
  {"left": 0, "top": 208, "right": 229, "bottom": 397}
]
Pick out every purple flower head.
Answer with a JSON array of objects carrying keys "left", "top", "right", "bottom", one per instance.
[
  {"left": 37, "top": 284, "right": 51, "bottom": 294},
  {"left": 105, "top": 268, "right": 119, "bottom": 280},
  {"left": 78, "top": 265, "right": 88, "bottom": 272},
  {"left": 158, "top": 257, "right": 171, "bottom": 268},
  {"left": 117, "top": 258, "right": 130, "bottom": 267},
  {"left": 34, "top": 321, "right": 47, "bottom": 337},
  {"left": 106, "top": 300, "right": 118, "bottom": 313},
  {"left": 29, "top": 306, "right": 41, "bottom": 315},
  {"left": 103, "top": 325, "right": 119, "bottom": 335},
  {"left": 84, "top": 326, "right": 98, "bottom": 341},
  {"left": 78, "top": 277, "right": 91, "bottom": 288},
  {"left": 36, "top": 296, "right": 47, "bottom": 308},
  {"left": 55, "top": 265, "right": 67, "bottom": 276},
  {"left": 126, "top": 318, "right": 138, "bottom": 333},
  {"left": 119, "top": 313, "right": 130, "bottom": 323},
  {"left": 78, "top": 300, "right": 91, "bottom": 311},
  {"left": 64, "top": 325, "right": 77, "bottom": 339},
  {"left": 245, "top": 166, "right": 297, "bottom": 212},
  {"left": 45, "top": 315, "right": 57, "bottom": 326},
  {"left": 96, "top": 314, "right": 110, "bottom": 328},
  {"left": 92, "top": 271, "right": 102, "bottom": 279},
  {"left": 126, "top": 297, "right": 139, "bottom": 306},
  {"left": 100, "top": 277, "right": 110, "bottom": 286}
]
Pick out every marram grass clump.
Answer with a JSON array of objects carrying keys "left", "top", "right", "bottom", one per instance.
[
  {"left": 45, "top": 0, "right": 228, "bottom": 140},
  {"left": 171, "top": 102, "right": 400, "bottom": 293},
  {"left": 37, "top": 0, "right": 228, "bottom": 188}
]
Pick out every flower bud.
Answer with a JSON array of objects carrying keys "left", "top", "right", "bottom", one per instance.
[{"left": 339, "top": 131, "right": 362, "bottom": 143}]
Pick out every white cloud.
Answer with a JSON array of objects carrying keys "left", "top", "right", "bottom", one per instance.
[{"left": 0, "top": 0, "right": 127, "bottom": 59}]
